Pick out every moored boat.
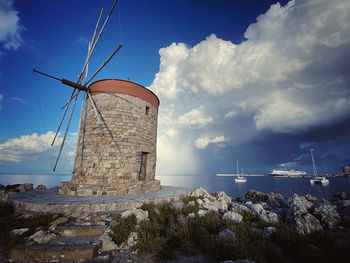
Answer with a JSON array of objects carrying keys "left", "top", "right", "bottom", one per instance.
[
  {"left": 235, "top": 176, "right": 247, "bottom": 183},
  {"left": 269, "top": 169, "right": 307, "bottom": 176},
  {"left": 310, "top": 176, "right": 329, "bottom": 185},
  {"left": 309, "top": 149, "right": 329, "bottom": 185}
]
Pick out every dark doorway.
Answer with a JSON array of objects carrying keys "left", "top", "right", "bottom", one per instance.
[{"left": 139, "top": 152, "right": 148, "bottom": 181}]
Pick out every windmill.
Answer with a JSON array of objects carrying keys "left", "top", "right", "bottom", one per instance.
[{"left": 34, "top": 0, "right": 161, "bottom": 196}]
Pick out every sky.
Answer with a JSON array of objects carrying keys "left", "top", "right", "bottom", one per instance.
[{"left": 0, "top": 0, "right": 349, "bottom": 175}]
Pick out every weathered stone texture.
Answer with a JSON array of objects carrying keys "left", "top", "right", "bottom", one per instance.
[{"left": 60, "top": 80, "right": 160, "bottom": 196}]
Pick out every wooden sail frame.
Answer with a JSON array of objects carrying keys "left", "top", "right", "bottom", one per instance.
[{"left": 33, "top": 0, "right": 122, "bottom": 171}]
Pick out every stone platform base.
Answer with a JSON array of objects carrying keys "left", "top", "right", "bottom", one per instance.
[
  {"left": 10, "top": 186, "right": 191, "bottom": 217},
  {"left": 59, "top": 180, "right": 161, "bottom": 196}
]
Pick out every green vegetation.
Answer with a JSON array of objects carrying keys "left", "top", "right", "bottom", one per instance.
[
  {"left": 132, "top": 199, "right": 350, "bottom": 262},
  {"left": 110, "top": 213, "right": 137, "bottom": 245},
  {"left": 0, "top": 203, "right": 56, "bottom": 254}
]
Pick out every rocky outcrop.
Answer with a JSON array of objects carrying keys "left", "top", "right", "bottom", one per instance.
[
  {"left": 286, "top": 194, "right": 323, "bottom": 234},
  {"left": 187, "top": 188, "right": 349, "bottom": 235},
  {"left": 190, "top": 187, "right": 212, "bottom": 199},
  {"left": 0, "top": 183, "right": 35, "bottom": 204},
  {"left": 293, "top": 213, "right": 323, "bottom": 234},
  {"left": 245, "top": 190, "right": 269, "bottom": 202},
  {"left": 314, "top": 204, "right": 340, "bottom": 228},
  {"left": 222, "top": 211, "right": 243, "bottom": 223},
  {"left": 121, "top": 208, "right": 149, "bottom": 223},
  {"left": 35, "top": 184, "right": 46, "bottom": 190}
]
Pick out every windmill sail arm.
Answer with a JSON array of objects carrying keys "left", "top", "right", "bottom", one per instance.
[
  {"left": 61, "top": 79, "right": 89, "bottom": 91},
  {"left": 77, "top": 0, "right": 119, "bottom": 84},
  {"left": 84, "top": 44, "right": 122, "bottom": 86}
]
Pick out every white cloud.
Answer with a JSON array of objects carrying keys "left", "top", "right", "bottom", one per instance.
[
  {"left": 178, "top": 106, "right": 213, "bottom": 127},
  {"left": 0, "top": 0, "right": 24, "bottom": 51},
  {"left": 195, "top": 135, "right": 229, "bottom": 150},
  {"left": 225, "top": 110, "right": 237, "bottom": 119},
  {"left": 0, "top": 131, "right": 61, "bottom": 162},
  {"left": 11, "top": 96, "right": 28, "bottom": 104},
  {"left": 150, "top": 0, "right": 350, "bottom": 173},
  {"left": 0, "top": 131, "right": 76, "bottom": 173}
]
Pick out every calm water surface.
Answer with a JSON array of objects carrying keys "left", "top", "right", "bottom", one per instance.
[{"left": 0, "top": 173, "right": 349, "bottom": 199}]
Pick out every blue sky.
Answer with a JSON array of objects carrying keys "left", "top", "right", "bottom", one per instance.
[{"left": 0, "top": 0, "right": 349, "bottom": 175}]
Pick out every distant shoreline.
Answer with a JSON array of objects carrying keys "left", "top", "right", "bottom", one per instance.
[
  {"left": 216, "top": 173, "right": 350, "bottom": 178},
  {"left": 216, "top": 174, "right": 265, "bottom": 177}
]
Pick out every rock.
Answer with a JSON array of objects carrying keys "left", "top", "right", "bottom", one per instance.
[
  {"left": 202, "top": 199, "right": 228, "bottom": 212},
  {"left": 121, "top": 209, "right": 149, "bottom": 223},
  {"left": 245, "top": 201, "right": 253, "bottom": 207},
  {"left": 16, "top": 183, "right": 33, "bottom": 192},
  {"left": 305, "top": 194, "right": 317, "bottom": 202},
  {"left": 267, "top": 212, "right": 279, "bottom": 223},
  {"left": 198, "top": 209, "right": 208, "bottom": 217},
  {"left": 263, "top": 226, "right": 276, "bottom": 238},
  {"left": 212, "top": 191, "right": 232, "bottom": 203},
  {"left": 245, "top": 190, "right": 269, "bottom": 202},
  {"left": 11, "top": 228, "right": 29, "bottom": 235},
  {"left": 190, "top": 187, "right": 211, "bottom": 199},
  {"left": 267, "top": 192, "right": 285, "bottom": 208},
  {"left": 28, "top": 230, "right": 57, "bottom": 244},
  {"left": 229, "top": 201, "right": 251, "bottom": 215},
  {"left": 202, "top": 201, "right": 219, "bottom": 212},
  {"left": 0, "top": 189, "right": 7, "bottom": 204},
  {"left": 294, "top": 213, "right": 323, "bottom": 234},
  {"left": 35, "top": 184, "right": 46, "bottom": 190},
  {"left": 196, "top": 199, "right": 203, "bottom": 205},
  {"left": 188, "top": 201, "right": 195, "bottom": 206},
  {"left": 168, "top": 200, "right": 185, "bottom": 209},
  {"left": 100, "top": 229, "right": 118, "bottom": 252},
  {"left": 126, "top": 232, "right": 138, "bottom": 247},
  {"left": 340, "top": 192, "right": 348, "bottom": 199},
  {"left": 250, "top": 203, "right": 265, "bottom": 216},
  {"left": 313, "top": 204, "right": 340, "bottom": 228},
  {"left": 260, "top": 202, "right": 273, "bottom": 211},
  {"left": 222, "top": 211, "right": 243, "bottom": 223},
  {"left": 250, "top": 203, "right": 279, "bottom": 223},
  {"left": 188, "top": 212, "right": 195, "bottom": 218},
  {"left": 218, "top": 228, "right": 237, "bottom": 240},
  {"left": 288, "top": 194, "right": 313, "bottom": 214}
]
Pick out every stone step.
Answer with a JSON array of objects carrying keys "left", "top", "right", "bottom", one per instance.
[
  {"left": 9, "top": 241, "right": 99, "bottom": 262},
  {"left": 54, "top": 225, "right": 105, "bottom": 237}
]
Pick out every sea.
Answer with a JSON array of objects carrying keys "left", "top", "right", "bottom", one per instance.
[{"left": 1, "top": 173, "right": 349, "bottom": 199}]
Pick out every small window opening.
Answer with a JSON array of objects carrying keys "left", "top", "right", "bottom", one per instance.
[{"left": 145, "top": 106, "right": 150, "bottom": 115}]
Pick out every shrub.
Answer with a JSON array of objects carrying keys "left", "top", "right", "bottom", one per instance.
[
  {"left": 0, "top": 204, "right": 56, "bottom": 254},
  {"left": 110, "top": 214, "right": 137, "bottom": 245}
]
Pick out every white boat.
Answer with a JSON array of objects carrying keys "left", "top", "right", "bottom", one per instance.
[
  {"left": 309, "top": 149, "right": 329, "bottom": 185},
  {"left": 310, "top": 176, "right": 329, "bottom": 185},
  {"left": 269, "top": 169, "right": 307, "bottom": 176},
  {"left": 235, "top": 176, "right": 247, "bottom": 183},
  {"left": 234, "top": 160, "right": 247, "bottom": 183}
]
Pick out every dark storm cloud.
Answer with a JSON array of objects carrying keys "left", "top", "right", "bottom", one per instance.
[{"left": 150, "top": 0, "right": 350, "bottom": 174}]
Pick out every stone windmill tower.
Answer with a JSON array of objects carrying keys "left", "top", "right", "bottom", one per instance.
[{"left": 34, "top": 0, "right": 160, "bottom": 196}]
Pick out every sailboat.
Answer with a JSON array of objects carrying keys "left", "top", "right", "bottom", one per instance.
[
  {"left": 309, "top": 149, "right": 329, "bottom": 185},
  {"left": 235, "top": 160, "right": 247, "bottom": 183}
]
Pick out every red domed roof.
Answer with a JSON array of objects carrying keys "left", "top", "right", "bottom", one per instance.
[{"left": 89, "top": 79, "right": 160, "bottom": 109}]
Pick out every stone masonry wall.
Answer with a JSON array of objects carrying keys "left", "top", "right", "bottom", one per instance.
[{"left": 59, "top": 87, "right": 160, "bottom": 196}]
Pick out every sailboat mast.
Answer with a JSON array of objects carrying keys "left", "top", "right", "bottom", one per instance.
[
  {"left": 236, "top": 159, "right": 239, "bottom": 176},
  {"left": 310, "top": 149, "right": 318, "bottom": 176}
]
